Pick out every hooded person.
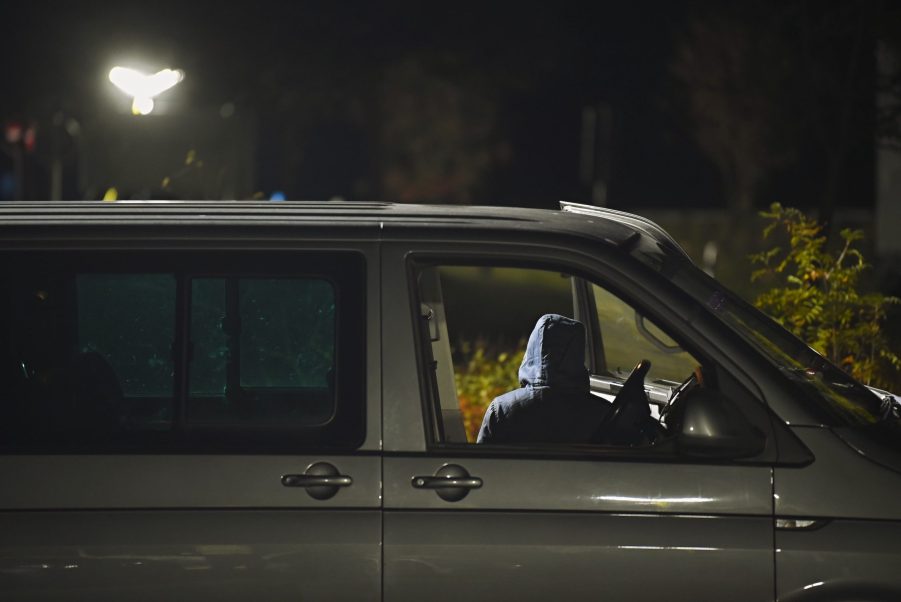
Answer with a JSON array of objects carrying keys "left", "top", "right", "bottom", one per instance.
[{"left": 477, "top": 313, "right": 610, "bottom": 444}]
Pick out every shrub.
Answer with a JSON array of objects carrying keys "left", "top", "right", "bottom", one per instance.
[
  {"left": 453, "top": 338, "right": 526, "bottom": 442},
  {"left": 750, "top": 203, "right": 901, "bottom": 389}
]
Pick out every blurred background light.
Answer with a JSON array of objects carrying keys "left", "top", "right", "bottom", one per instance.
[{"left": 108, "top": 66, "right": 184, "bottom": 116}]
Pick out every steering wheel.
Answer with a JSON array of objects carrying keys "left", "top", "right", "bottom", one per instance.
[{"left": 591, "top": 359, "right": 652, "bottom": 445}]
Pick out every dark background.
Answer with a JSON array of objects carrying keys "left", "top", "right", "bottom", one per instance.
[
  {"left": 0, "top": 1, "right": 888, "bottom": 209},
  {"left": 1, "top": 1, "right": 899, "bottom": 345}
]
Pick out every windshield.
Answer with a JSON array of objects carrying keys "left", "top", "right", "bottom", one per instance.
[{"left": 646, "top": 249, "right": 886, "bottom": 427}]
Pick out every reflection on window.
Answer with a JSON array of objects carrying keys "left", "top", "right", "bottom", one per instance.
[{"left": 592, "top": 284, "right": 697, "bottom": 383}]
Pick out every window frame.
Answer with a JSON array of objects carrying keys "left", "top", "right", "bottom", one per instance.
[
  {"left": 0, "top": 249, "right": 366, "bottom": 454},
  {"left": 406, "top": 249, "right": 779, "bottom": 465}
]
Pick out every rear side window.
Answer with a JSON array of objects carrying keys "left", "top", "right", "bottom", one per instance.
[
  {"left": 78, "top": 274, "right": 176, "bottom": 399},
  {"left": 0, "top": 251, "right": 365, "bottom": 452},
  {"left": 187, "top": 277, "right": 337, "bottom": 426}
]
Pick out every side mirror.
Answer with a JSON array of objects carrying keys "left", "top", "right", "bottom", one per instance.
[{"left": 667, "top": 389, "right": 766, "bottom": 459}]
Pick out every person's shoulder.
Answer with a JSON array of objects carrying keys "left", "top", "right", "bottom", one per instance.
[{"left": 489, "top": 386, "right": 535, "bottom": 413}]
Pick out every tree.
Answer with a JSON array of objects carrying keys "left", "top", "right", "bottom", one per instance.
[
  {"left": 376, "top": 56, "right": 508, "bottom": 204},
  {"left": 751, "top": 203, "right": 900, "bottom": 388},
  {"left": 671, "top": 2, "right": 881, "bottom": 219},
  {"left": 670, "top": 4, "right": 797, "bottom": 212}
]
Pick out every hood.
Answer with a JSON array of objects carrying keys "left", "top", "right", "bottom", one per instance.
[{"left": 518, "top": 314, "right": 588, "bottom": 390}]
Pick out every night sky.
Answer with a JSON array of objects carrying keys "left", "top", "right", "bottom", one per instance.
[{"left": 0, "top": 1, "right": 879, "bottom": 210}]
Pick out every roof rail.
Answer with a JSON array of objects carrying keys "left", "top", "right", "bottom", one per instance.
[{"left": 559, "top": 201, "right": 690, "bottom": 259}]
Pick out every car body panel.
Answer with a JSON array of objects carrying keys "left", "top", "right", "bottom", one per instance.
[
  {"left": 0, "top": 510, "right": 380, "bottom": 602},
  {"left": 1, "top": 201, "right": 900, "bottom": 599},
  {"left": 385, "top": 510, "right": 772, "bottom": 602},
  {"left": 0, "top": 455, "right": 380, "bottom": 509},
  {"left": 776, "top": 520, "right": 901, "bottom": 601},
  {"left": 775, "top": 427, "right": 901, "bottom": 521},
  {"left": 384, "top": 455, "right": 772, "bottom": 514}
]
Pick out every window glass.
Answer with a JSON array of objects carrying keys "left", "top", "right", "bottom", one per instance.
[
  {"left": 671, "top": 264, "right": 886, "bottom": 427},
  {"left": 592, "top": 284, "right": 698, "bottom": 383},
  {"left": 418, "top": 262, "right": 704, "bottom": 449},
  {"left": 189, "top": 278, "right": 227, "bottom": 396},
  {"left": 0, "top": 251, "right": 365, "bottom": 452},
  {"left": 240, "top": 279, "right": 335, "bottom": 388},
  {"left": 424, "top": 266, "right": 575, "bottom": 443},
  {"left": 188, "top": 277, "right": 336, "bottom": 426},
  {"left": 77, "top": 274, "right": 175, "bottom": 397}
]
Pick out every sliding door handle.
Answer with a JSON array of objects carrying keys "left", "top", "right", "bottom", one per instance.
[{"left": 282, "top": 462, "right": 352, "bottom": 500}]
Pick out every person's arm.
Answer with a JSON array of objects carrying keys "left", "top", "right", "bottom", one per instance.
[{"left": 476, "top": 400, "right": 500, "bottom": 443}]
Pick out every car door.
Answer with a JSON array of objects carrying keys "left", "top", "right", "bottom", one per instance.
[
  {"left": 381, "top": 240, "right": 775, "bottom": 602},
  {"left": 0, "top": 245, "right": 382, "bottom": 602}
]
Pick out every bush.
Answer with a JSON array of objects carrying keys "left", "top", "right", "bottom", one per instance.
[
  {"left": 453, "top": 338, "right": 526, "bottom": 442},
  {"left": 750, "top": 203, "right": 901, "bottom": 389}
]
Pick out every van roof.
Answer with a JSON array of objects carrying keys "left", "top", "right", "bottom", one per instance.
[{"left": 0, "top": 200, "right": 689, "bottom": 259}]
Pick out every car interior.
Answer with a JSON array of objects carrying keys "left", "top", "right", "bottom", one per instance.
[{"left": 416, "top": 263, "right": 755, "bottom": 451}]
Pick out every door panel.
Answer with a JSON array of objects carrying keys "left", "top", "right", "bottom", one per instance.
[
  {"left": 381, "top": 241, "right": 775, "bottom": 601},
  {"left": 0, "top": 509, "right": 379, "bottom": 602},
  {"left": 0, "top": 455, "right": 379, "bottom": 509},
  {"left": 386, "top": 455, "right": 771, "bottom": 513},
  {"left": 384, "top": 455, "right": 773, "bottom": 602},
  {"left": 0, "top": 455, "right": 381, "bottom": 600},
  {"left": 386, "top": 510, "right": 768, "bottom": 601}
]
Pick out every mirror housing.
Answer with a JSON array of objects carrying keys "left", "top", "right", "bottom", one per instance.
[{"left": 668, "top": 388, "right": 766, "bottom": 459}]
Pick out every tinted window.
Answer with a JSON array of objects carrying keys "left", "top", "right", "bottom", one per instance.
[
  {"left": 0, "top": 251, "right": 365, "bottom": 452},
  {"left": 239, "top": 278, "right": 335, "bottom": 388},
  {"left": 78, "top": 274, "right": 175, "bottom": 398},
  {"left": 188, "top": 277, "right": 337, "bottom": 426}
]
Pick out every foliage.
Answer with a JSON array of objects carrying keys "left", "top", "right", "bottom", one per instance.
[
  {"left": 750, "top": 203, "right": 901, "bottom": 387},
  {"left": 453, "top": 338, "right": 526, "bottom": 442}
]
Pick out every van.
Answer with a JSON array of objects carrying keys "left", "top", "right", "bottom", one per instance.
[{"left": 1, "top": 200, "right": 899, "bottom": 601}]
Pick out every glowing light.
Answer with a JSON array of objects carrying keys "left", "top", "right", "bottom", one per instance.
[
  {"left": 108, "top": 66, "right": 184, "bottom": 116},
  {"left": 803, "top": 582, "right": 824, "bottom": 590},
  {"left": 103, "top": 187, "right": 118, "bottom": 202},
  {"left": 269, "top": 191, "right": 286, "bottom": 201},
  {"left": 132, "top": 97, "right": 154, "bottom": 115}
]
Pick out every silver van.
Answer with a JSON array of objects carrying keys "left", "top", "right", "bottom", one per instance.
[{"left": 0, "top": 200, "right": 898, "bottom": 601}]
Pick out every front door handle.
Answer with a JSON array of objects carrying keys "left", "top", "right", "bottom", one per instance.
[
  {"left": 282, "top": 462, "right": 352, "bottom": 500},
  {"left": 412, "top": 464, "right": 482, "bottom": 502}
]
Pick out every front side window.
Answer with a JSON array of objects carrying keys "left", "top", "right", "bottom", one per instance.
[
  {"left": 0, "top": 251, "right": 365, "bottom": 452},
  {"left": 414, "top": 260, "right": 761, "bottom": 457},
  {"left": 591, "top": 283, "right": 698, "bottom": 384}
]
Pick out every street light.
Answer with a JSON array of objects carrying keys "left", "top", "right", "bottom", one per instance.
[{"left": 108, "top": 66, "right": 184, "bottom": 115}]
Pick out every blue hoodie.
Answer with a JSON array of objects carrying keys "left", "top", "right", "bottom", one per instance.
[{"left": 477, "top": 314, "right": 610, "bottom": 444}]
